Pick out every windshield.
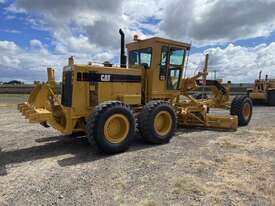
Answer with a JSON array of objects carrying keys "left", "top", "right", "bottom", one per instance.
[{"left": 129, "top": 48, "right": 152, "bottom": 67}]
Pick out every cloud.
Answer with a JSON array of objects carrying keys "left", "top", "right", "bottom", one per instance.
[
  {"left": 2, "top": 40, "right": 274, "bottom": 83},
  {"left": 8, "top": 0, "right": 125, "bottom": 50},
  {"left": 85, "top": 19, "right": 122, "bottom": 49},
  {"left": 30, "top": 39, "right": 44, "bottom": 49},
  {"left": 11, "top": 0, "right": 122, "bottom": 16},
  {"left": 0, "top": 29, "right": 21, "bottom": 34},
  {"left": 189, "top": 43, "right": 275, "bottom": 83},
  {"left": 7, "top": 0, "right": 163, "bottom": 50},
  {"left": 0, "top": 39, "right": 116, "bottom": 82},
  {"left": 7, "top": 0, "right": 275, "bottom": 47},
  {"left": 0, "top": 40, "right": 62, "bottom": 82},
  {"left": 160, "top": 0, "right": 275, "bottom": 45},
  {"left": 1, "top": 0, "right": 275, "bottom": 83}
]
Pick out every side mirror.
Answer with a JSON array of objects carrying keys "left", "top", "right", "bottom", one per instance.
[{"left": 141, "top": 63, "right": 149, "bottom": 70}]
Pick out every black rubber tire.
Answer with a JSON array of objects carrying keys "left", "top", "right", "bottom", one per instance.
[
  {"left": 267, "top": 90, "right": 275, "bottom": 106},
  {"left": 68, "top": 131, "right": 86, "bottom": 137},
  {"left": 86, "top": 101, "right": 135, "bottom": 154},
  {"left": 137, "top": 100, "right": 177, "bottom": 144},
  {"left": 230, "top": 96, "right": 253, "bottom": 126}
]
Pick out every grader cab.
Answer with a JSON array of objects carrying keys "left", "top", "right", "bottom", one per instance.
[
  {"left": 18, "top": 29, "right": 253, "bottom": 154},
  {"left": 247, "top": 71, "right": 275, "bottom": 105}
]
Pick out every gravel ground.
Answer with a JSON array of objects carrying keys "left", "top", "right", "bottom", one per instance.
[{"left": 0, "top": 101, "right": 275, "bottom": 205}]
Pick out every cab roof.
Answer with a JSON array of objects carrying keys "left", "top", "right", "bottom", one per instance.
[{"left": 126, "top": 37, "right": 191, "bottom": 50}]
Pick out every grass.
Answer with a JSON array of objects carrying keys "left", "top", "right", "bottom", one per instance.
[
  {"left": 140, "top": 200, "right": 157, "bottom": 206},
  {"left": 173, "top": 175, "right": 206, "bottom": 195},
  {"left": 0, "top": 84, "right": 33, "bottom": 88},
  {"left": 209, "top": 136, "right": 244, "bottom": 149},
  {"left": 0, "top": 94, "right": 28, "bottom": 107}
]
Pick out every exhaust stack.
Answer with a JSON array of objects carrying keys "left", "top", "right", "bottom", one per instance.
[
  {"left": 119, "top": 29, "right": 127, "bottom": 68},
  {"left": 259, "top": 71, "right": 262, "bottom": 80}
]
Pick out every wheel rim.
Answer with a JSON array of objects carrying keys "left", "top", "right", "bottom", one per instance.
[
  {"left": 153, "top": 111, "right": 172, "bottom": 137},
  {"left": 242, "top": 102, "right": 251, "bottom": 121},
  {"left": 104, "top": 114, "right": 130, "bottom": 144}
]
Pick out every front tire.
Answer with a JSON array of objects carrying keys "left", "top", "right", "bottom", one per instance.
[
  {"left": 230, "top": 96, "right": 253, "bottom": 126},
  {"left": 86, "top": 101, "right": 136, "bottom": 154},
  {"left": 137, "top": 101, "right": 177, "bottom": 144}
]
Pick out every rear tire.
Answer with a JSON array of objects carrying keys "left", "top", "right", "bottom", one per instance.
[
  {"left": 86, "top": 101, "right": 135, "bottom": 154},
  {"left": 267, "top": 90, "right": 275, "bottom": 106},
  {"left": 137, "top": 101, "right": 177, "bottom": 144},
  {"left": 230, "top": 96, "right": 253, "bottom": 126}
]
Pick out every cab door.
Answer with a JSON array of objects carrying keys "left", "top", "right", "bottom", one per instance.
[{"left": 159, "top": 46, "right": 186, "bottom": 90}]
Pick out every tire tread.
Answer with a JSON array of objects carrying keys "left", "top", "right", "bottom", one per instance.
[
  {"left": 137, "top": 100, "right": 177, "bottom": 144},
  {"left": 230, "top": 95, "right": 253, "bottom": 126},
  {"left": 86, "top": 101, "right": 135, "bottom": 154}
]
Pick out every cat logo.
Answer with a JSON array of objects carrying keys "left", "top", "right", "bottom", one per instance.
[{"left": 101, "top": 74, "right": 111, "bottom": 82}]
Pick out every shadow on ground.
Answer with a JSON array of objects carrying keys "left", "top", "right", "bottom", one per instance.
[
  {"left": 0, "top": 127, "right": 228, "bottom": 176},
  {"left": 0, "top": 134, "right": 158, "bottom": 176}
]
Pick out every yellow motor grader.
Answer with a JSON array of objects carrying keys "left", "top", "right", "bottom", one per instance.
[
  {"left": 18, "top": 29, "right": 253, "bottom": 154},
  {"left": 191, "top": 58, "right": 253, "bottom": 126},
  {"left": 247, "top": 71, "right": 275, "bottom": 106}
]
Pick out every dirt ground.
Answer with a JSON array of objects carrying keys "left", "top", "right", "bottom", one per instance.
[{"left": 0, "top": 96, "right": 275, "bottom": 206}]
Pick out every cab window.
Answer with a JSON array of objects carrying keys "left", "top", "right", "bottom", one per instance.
[
  {"left": 167, "top": 47, "right": 186, "bottom": 90},
  {"left": 129, "top": 48, "right": 152, "bottom": 67},
  {"left": 167, "top": 69, "right": 181, "bottom": 90},
  {"left": 159, "top": 46, "right": 168, "bottom": 80},
  {"left": 170, "top": 48, "right": 185, "bottom": 65}
]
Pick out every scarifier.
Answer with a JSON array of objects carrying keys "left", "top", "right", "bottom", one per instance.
[{"left": 18, "top": 29, "right": 253, "bottom": 154}]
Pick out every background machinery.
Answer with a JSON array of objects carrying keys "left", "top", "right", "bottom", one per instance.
[
  {"left": 247, "top": 71, "right": 275, "bottom": 106},
  {"left": 18, "top": 29, "right": 253, "bottom": 154}
]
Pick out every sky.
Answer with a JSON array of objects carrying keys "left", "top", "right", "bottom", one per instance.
[{"left": 0, "top": 0, "right": 275, "bottom": 83}]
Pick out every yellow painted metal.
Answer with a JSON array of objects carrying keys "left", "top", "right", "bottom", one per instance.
[
  {"left": 127, "top": 37, "right": 191, "bottom": 101},
  {"left": 18, "top": 35, "right": 241, "bottom": 135},
  {"left": 242, "top": 102, "right": 251, "bottom": 121},
  {"left": 118, "top": 94, "right": 141, "bottom": 105},
  {"left": 47, "top": 67, "right": 56, "bottom": 92},
  {"left": 269, "top": 80, "right": 275, "bottom": 88},
  {"left": 249, "top": 92, "right": 266, "bottom": 100},
  {"left": 97, "top": 82, "right": 141, "bottom": 105},
  {"left": 177, "top": 53, "right": 238, "bottom": 130},
  {"left": 176, "top": 102, "right": 238, "bottom": 130},
  {"left": 248, "top": 72, "right": 275, "bottom": 101},
  {"left": 185, "top": 54, "right": 231, "bottom": 110},
  {"left": 154, "top": 111, "right": 172, "bottom": 136},
  {"left": 202, "top": 115, "right": 237, "bottom": 130},
  {"left": 17, "top": 68, "right": 75, "bottom": 134},
  {"left": 103, "top": 114, "right": 130, "bottom": 144}
]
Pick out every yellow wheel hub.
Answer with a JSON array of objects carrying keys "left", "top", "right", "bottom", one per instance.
[
  {"left": 154, "top": 111, "right": 172, "bottom": 137},
  {"left": 242, "top": 102, "right": 251, "bottom": 120},
  {"left": 104, "top": 114, "right": 130, "bottom": 144}
]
